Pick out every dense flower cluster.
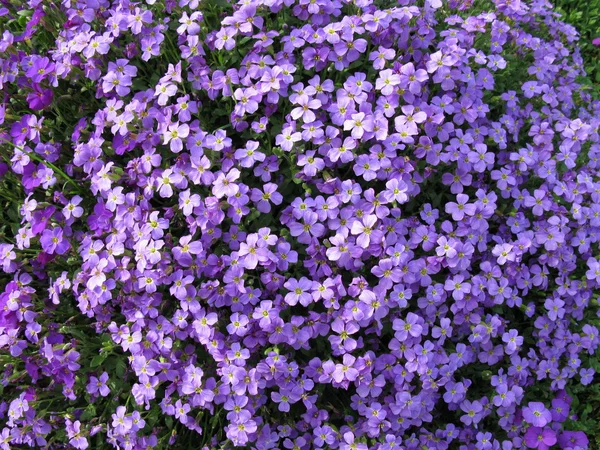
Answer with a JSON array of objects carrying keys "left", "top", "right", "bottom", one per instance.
[{"left": 0, "top": 0, "right": 599, "bottom": 449}]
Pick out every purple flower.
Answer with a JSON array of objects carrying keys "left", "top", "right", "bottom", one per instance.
[
  {"left": 163, "top": 123, "right": 190, "bottom": 153},
  {"left": 250, "top": 183, "right": 283, "bottom": 213},
  {"left": 40, "top": 228, "right": 70, "bottom": 255},
  {"left": 579, "top": 368, "right": 594, "bottom": 385},
  {"left": 289, "top": 211, "right": 325, "bottom": 244},
  {"left": 384, "top": 178, "right": 409, "bottom": 203},
  {"left": 523, "top": 427, "right": 556, "bottom": 450},
  {"left": 523, "top": 402, "right": 552, "bottom": 427},
  {"left": 460, "top": 400, "right": 483, "bottom": 426},
  {"left": 234, "top": 141, "right": 266, "bottom": 168},
  {"left": 344, "top": 112, "right": 374, "bottom": 140},
  {"left": 502, "top": 329, "right": 523, "bottom": 355},
  {"left": 444, "top": 274, "right": 471, "bottom": 301},
  {"left": 551, "top": 398, "right": 570, "bottom": 422},
  {"left": 26, "top": 86, "right": 53, "bottom": 110},
  {"left": 174, "top": 400, "right": 191, "bottom": 424},
  {"left": 291, "top": 95, "right": 321, "bottom": 123},
  {"left": 586, "top": 258, "right": 600, "bottom": 283},
  {"left": 284, "top": 277, "right": 313, "bottom": 306},
  {"left": 87, "top": 372, "right": 110, "bottom": 397},
  {"left": 111, "top": 406, "right": 132, "bottom": 435},
  {"left": 445, "top": 194, "right": 476, "bottom": 221},
  {"left": 393, "top": 312, "right": 423, "bottom": 341},
  {"left": 332, "top": 354, "right": 359, "bottom": 383},
  {"left": 350, "top": 215, "right": 380, "bottom": 248},
  {"left": 66, "top": 420, "right": 88, "bottom": 450},
  {"left": 212, "top": 168, "right": 240, "bottom": 198},
  {"left": 26, "top": 57, "right": 55, "bottom": 83},
  {"left": 558, "top": 431, "right": 589, "bottom": 449}
]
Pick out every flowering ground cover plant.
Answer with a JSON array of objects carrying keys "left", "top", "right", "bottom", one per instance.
[{"left": 0, "top": 0, "right": 600, "bottom": 448}]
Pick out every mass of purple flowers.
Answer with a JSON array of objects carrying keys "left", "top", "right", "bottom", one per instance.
[{"left": 0, "top": 0, "right": 599, "bottom": 448}]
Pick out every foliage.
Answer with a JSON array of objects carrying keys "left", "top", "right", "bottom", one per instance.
[{"left": 553, "top": 0, "right": 600, "bottom": 89}]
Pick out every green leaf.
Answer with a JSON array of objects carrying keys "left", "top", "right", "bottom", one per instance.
[
  {"left": 210, "top": 412, "right": 221, "bottom": 429},
  {"left": 80, "top": 405, "right": 96, "bottom": 422},
  {"left": 90, "top": 353, "right": 108, "bottom": 368},
  {"left": 132, "top": 79, "right": 148, "bottom": 91},
  {"left": 115, "top": 359, "right": 127, "bottom": 378},
  {"left": 212, "top": 0, "right": 231, "bottom": 7}
]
